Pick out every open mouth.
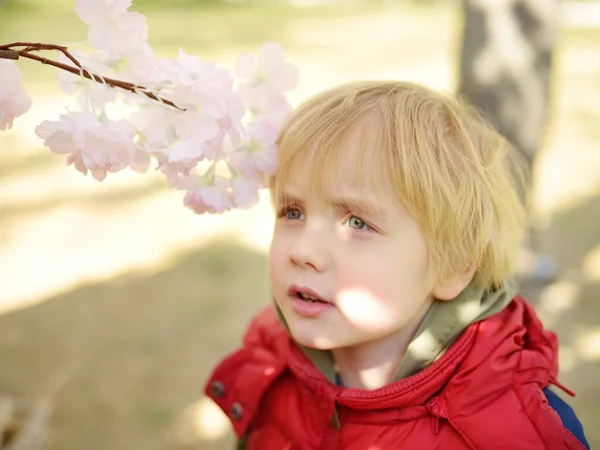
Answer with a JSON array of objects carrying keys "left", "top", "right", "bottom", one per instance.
[
  {"left": 288, "top": 285, "right": 330, "bottom": 304},
  {"left": 297, "top": 292, "right": 328, "bottom": 304},
  {"left": 288, "top": 284, "right": 334, "bottom": 317}
]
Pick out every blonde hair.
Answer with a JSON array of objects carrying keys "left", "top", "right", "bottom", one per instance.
[{"left": 270, "top": 81, "right": 527, "bottom": 289}]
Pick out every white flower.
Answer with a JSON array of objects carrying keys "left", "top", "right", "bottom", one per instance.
[{"left": 0, "top": 61, "right": 32, "bottom": 130}]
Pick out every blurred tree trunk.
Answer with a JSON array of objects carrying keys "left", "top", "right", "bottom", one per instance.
[
  {"left": 458, "top": 0, "right": 560, "bottom": 261},
  {"left": 458, "top": 0, "right": 559, "bottom": 179}
]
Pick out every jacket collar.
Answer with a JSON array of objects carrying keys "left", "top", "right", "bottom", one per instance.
[{"left": 275, "top": 278, "right": 518, "bottom": 384}]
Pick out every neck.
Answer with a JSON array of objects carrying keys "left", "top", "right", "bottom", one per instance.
[{"left": 331, "top": 300, "right": 432, "bottom": 390}]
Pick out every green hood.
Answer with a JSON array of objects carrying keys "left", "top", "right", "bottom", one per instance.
[{"left": 275, "top": 278, "right": 518, "bottom": 384}]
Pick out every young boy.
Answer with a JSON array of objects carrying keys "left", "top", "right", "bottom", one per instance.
[{"left": 204, "top": 81, "right": 589, "bottom": 449}]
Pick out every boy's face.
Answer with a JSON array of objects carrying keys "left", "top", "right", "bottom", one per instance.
[{"left": 268, "top": 162, "right": 435, "bottom": 351}]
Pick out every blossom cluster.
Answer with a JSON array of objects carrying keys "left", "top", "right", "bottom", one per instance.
[{"left": 1, "top": 0, "right": 298, "bottom": 213}]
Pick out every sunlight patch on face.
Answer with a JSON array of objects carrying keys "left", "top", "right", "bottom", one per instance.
[
  {"left": 336, "top": 288, "right": 390, "bottom": 329},
  {"left": 168, "top": 396, "right": 229, "bottom": 444}
]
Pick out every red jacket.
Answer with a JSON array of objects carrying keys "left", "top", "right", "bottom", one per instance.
[{"left": 205, "top": 298, "right": 585, "bottom": 449}]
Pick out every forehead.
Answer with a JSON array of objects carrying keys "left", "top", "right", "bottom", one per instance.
[{"left": 273, "top": 110, "right": 397, "bottom": 203}]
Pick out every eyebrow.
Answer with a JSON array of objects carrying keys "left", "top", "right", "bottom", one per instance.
[
  {"left": 278, "top": 192, "right": 389, "bottom": 220},
  {"left": 330, "top": 196, "right": 389, "bottom": 220}
]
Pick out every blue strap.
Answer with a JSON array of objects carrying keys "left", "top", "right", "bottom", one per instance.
[
  {"left": 543, "top": 387, "right": 590, "bottom": 449},
  {"left": 335, "top": 372, "right": 342, "bottom": 386}
]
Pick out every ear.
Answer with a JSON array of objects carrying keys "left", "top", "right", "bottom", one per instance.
[{"left": 432, "top": 266, "right": 477, "bottom": 301}]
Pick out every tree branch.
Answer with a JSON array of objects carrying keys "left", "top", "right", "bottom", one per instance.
[
  {"left": 0, "top": 42, "right": 183, "bottom": 110},
  {"left": 0, "top": 49, "right": 19, "bottom": 60}
]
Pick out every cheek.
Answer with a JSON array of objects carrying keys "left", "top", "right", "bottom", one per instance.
[
  {"left": 336, "top": 288, "right": 400, "bottom": 330},
  {"left": 335, "top": 242, "right": 431, "bottom": 310},
  {"left": 268, "top": 235, "right": 286, "bottom": 287}
]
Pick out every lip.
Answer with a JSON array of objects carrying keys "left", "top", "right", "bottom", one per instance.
[
  {"left": 287, "top": 284, "right": 331, "bottom": 303},
  {"left": 287, "top": 284, "right": 334, "bottom": 319}
]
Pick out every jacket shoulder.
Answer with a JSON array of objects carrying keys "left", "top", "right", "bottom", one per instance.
[
  {"left": 442, "top": 297, "right": 586, "bottom": 449},
  {"left": 204, "top": 305, "right": 290, "bottom": 438}
]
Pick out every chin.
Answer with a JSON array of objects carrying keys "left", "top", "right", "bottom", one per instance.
[
  {"left": 292, "top": 335, "right": 336, "bottom": 350},
  {"left": 287, "top": 322, "right": 354, "bottom": 350},
  {"left": 286, "top": 323, "right": 333, "bottom": 350}
]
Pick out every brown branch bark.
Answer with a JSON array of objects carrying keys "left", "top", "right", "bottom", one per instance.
[
  {"left": 0, "top": 42, "right": 83, "bottom": 67},
  {"left": 0, "top": 49, "right": 19, "bottom": 60},
  {"left": 0, "top": 42, "right": 183, "bottom": 110}
]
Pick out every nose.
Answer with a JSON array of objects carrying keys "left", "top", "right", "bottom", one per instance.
[{"left": 289, "top": 222, "right": 331, "bottom": 273}]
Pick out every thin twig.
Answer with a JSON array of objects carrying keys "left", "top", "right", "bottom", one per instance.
[
  {"left": 0, "top": 42, "right": 81, "bottom": 67},
  {"left": 0, "top": 42, "right": 183, "bottom": 110}
]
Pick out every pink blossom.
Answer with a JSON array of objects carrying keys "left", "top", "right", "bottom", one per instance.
[
  {"left": 182, "top": 177, "right": 233, "bottom": 214},
  {"left": 232, "top": 177, "right": 260, "bottom": 209},
  {"left": 147, "top": 51, "right": 239, "bottom": 169},
  {"left": 167, "top": 50, "right": 234, "bottom": 116},
  {"left": 235, "top": 42, "right": 298, "bottom": 124},
  {"left": 75, "top": 0, "right": 148, "bottom": 57},
  {"left": 221, "top": 91, "right": 245, "bottom": 146},
  {"left": 91, "top": 43, "right": 157, "bottom": 85},
  {"left": 35, "top": 112, "right": 137, "bottom": 181},
  {"left": 235, "top": 43, "right": 298, "bottom": 92},
  {"left": 129, "top": 146, "right": 151, "bottom": 173},
  {"left": 75, "top": 0, "right": 133, "bottom": 22},
  {"left": 227, "top": 117, "right": 279, "bottom": 182},
  {"left": 157, "top": 139, "right": 204, "bottom": 184},
  {"left": 130, "top": 106, "right": 217, "bottom": 181},
  {"left": 128, "top": 106, "right": 173, "bottom": 152},
  {"left": 0, "top": 61, "right": 32, "bottom": 130},
  {"left": 118, "top": 43, "right": 158, "bottom": 83},
  {"left": 172, "top": 109, "right": 220, "bottom": 144},
  {"left": 239, "top": 88, "right": 292, "bottom": 126},
  {"left": 57, "top": 52, "right": 117, "bottom": 110},
  {"left": 6, "top": 0, "right": 299, "bottom": 217},
  {"left": 129, "top": 105, "right": 215, "bottom": 182}
]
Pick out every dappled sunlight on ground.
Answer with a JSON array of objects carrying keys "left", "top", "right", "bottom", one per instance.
[
  {"left": 575, "top": 328, "right": 600, "bottom": 361},
  {"left": 536, "top": 279, "right": 580, "bottom": 329},
  {"left": 0, "top": 240, "right": 269, "bottom": 449},
  {"left": 582, "top": 243, "right": 600, "bottom": 281},
  {"left": 168, "top": 396, "right": 230, "bottom": 445},
  {"left": 0, "top": 187, "right": 275, "bottom": 313}
]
